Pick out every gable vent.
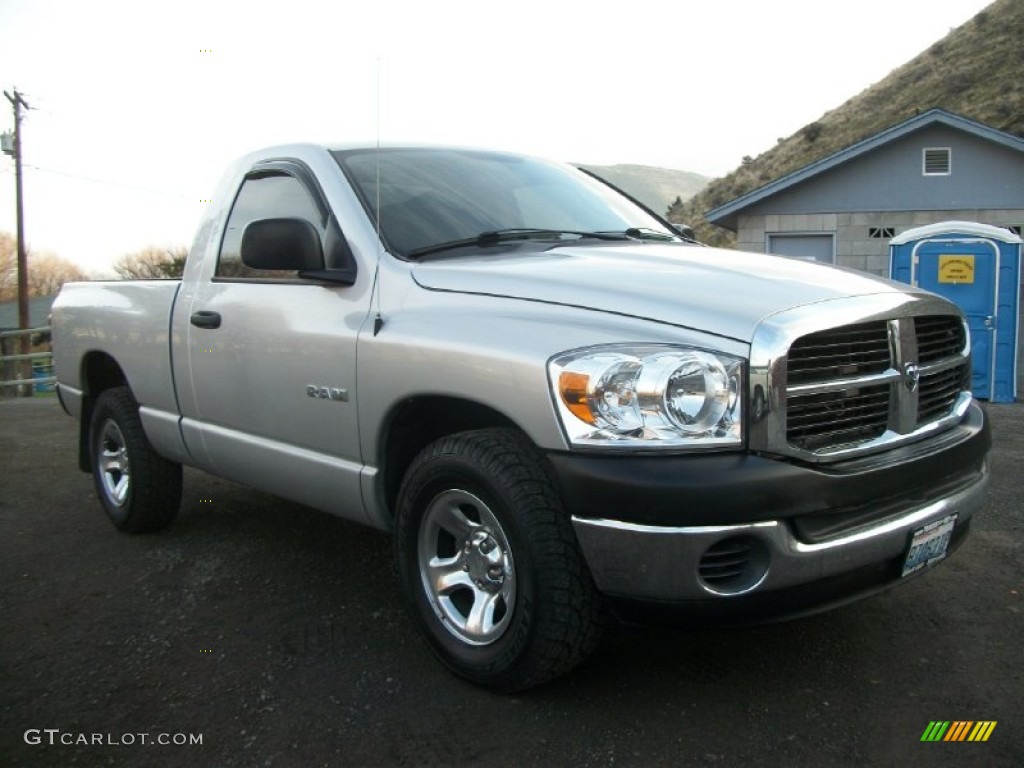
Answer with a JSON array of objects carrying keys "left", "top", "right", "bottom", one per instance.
[{"left": 923, "top": 147, "right": 951, "bottom": 175}]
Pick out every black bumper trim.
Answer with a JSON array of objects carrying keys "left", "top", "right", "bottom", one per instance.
[{"left": 547, "top": 401, "right": 989, "bottom": 531}]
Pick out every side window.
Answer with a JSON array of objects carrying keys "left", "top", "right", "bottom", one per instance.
[{"left": 217, "top": 173, "right": 324, "bottom": 279}]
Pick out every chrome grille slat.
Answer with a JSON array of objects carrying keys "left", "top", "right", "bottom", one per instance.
[
  {"left": 787, "top": 370, "right": 897, "bottom": 395},
  {"left": 788, "top": 402, "right": 891, "bottom": 429},
  {"left": 789, "top": 409, "right": 891, "bottom": 432},
  {"left": 915, "top": 316, "right": 966, "bottom": 362},
  {"left": 787, "top": 321, "right": 891, "bottom": 384},
  {"left": 918, "top": 366, "right": 967, "bottom": 424},
  {"left": 789, "top": 424, "right": 888, "bottom": 446}
]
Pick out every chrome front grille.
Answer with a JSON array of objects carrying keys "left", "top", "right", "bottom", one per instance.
[
  {"left": 768, "top": 307, "right": 971, "bottom": 461},
  {"left": 748, "top": 296, "right": 973, "bottom": 464}
]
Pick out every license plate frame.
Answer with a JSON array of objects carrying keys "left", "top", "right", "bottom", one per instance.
[{"left": 901, "top": 514, "right": 957, "bottom": 577}]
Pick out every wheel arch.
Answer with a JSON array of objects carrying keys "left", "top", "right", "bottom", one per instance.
[
  {"left": 378, "top": 395, "right": 523, "bottom": 526},
  {"left": 77, "top": 352, "right": 129, "bottom": 472}
]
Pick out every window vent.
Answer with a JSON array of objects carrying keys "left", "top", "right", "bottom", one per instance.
[
  {"left": 923, "top": 147, "right": 951, "bottom": 175},
  {"left": 869, "top": 227, "right": 895, "bottom": 239}
]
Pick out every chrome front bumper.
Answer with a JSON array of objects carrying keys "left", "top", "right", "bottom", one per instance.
[{"left": 572, "top": 464, "right": 988, "bottom": 603}]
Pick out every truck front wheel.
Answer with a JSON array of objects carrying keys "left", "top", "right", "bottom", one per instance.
[
  {"left": 394, "top": 429, "right": 603, "bottom": 691},
  {"left": 89, "top": 386, "right": 182, "bottom": 533}
]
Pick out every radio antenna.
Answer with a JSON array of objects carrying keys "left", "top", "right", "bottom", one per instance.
[{"left": 372, "top": 57, "right": 385, "bottom": 336}]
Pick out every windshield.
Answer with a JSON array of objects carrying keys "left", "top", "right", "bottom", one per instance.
[{"left": 332, "top": 148, "right": 675, "bottom": 258}]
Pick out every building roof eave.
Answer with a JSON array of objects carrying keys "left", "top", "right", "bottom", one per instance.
[{"left": 705, "top": 109, "right": 1024, "bottom": 230}]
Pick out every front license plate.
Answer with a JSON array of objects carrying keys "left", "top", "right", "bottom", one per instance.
[{"left": 902, "top": 514, "right": 957, "bottom": 577}]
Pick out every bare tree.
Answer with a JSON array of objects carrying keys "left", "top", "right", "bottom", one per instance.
[
  {"left": 28, "top": 251, "right": 87, "bottom": 297},
  {"left": 0, "top": 232, "right": 17, "bottom": 301},
  {"left": 0, "top": 232, "right": 87, "bottom": 300},
  {"left": 113, "top": 246, "right": 188, "bottom": 279}
]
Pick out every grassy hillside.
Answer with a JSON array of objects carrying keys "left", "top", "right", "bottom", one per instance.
[
  {"left": 577, "top": 163, "right": 709, "bottom": 216},
  {"left": 675, "top": 0, "right": 1024, "bottom": 246}
]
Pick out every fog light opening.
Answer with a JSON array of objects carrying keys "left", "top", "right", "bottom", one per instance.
[{"left": 698, "top": 535, "right": 770, "bottom": 596}]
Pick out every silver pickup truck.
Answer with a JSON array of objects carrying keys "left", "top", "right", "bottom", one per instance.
[{"left": 52, "top": 145, "right": 991, "bottom": 691}]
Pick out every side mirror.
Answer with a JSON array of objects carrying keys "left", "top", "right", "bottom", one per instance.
[
  {"left": 241, "top": 218, "right": 324, "bottom": 271},
  {"left": 673, "top": 223, "right": 697, "bottom": 242}
]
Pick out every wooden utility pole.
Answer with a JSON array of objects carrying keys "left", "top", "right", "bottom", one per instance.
[{"left": 3, "top": 88, "right": 31, "bottom": 396}]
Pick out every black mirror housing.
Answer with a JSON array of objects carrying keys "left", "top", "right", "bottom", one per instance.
[
  {"left": 673, "top": 223, "right": 697, "bottom": 242},
  {"left": 241, "top": 218, "right": 324, "bottom": 271}
]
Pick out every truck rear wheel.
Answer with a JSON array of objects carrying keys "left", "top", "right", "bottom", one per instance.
[
  {"left": 394, "top": 428, "right": 603, "bottom": 691},
  {"left": 89, "top": 386, "right": 182, "bottom": 533}
]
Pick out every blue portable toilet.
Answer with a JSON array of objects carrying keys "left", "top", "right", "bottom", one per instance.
[{"left": 890, "top": 221, "right": 1021, "bottom": 403}]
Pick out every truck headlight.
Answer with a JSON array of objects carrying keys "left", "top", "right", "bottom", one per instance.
[{"left": 548, "top": 345, "right": 744, "bottom": 450}]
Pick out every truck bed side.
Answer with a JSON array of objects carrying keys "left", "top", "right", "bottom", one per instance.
[{"left": 51, "top": 280, "right": 189, "bottom": 465}]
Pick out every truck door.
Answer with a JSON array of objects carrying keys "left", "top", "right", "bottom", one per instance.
[
  {"left": 913, "top": 238, "right": 998, "bottom": 399},
  {"left": 178, "top": 164, "right": 372, "bottom": 520}
]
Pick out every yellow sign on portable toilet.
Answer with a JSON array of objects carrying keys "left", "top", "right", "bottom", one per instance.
[{"left": 937, "top": 255, "right": 975, "bottom": 284}]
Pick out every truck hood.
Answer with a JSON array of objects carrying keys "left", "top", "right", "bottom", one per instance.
[{"left": 411, "top": 244, "right": 908, "bottom": 342}]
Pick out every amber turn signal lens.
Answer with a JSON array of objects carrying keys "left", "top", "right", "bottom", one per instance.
[{"left": 559, "top": 371, "right": 595, "bottom": 424}]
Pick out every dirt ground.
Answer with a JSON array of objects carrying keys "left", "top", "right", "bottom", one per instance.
[{"left": 1, "top": 397, "right": 1021, "bottom": 767}]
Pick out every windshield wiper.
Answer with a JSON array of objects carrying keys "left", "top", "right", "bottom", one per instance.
[
  {"left": 622, "top": 227, "right": 679, "bottom": 242},
  {"left": 407, "top": 228, "right": 631, "bottom": 259}
]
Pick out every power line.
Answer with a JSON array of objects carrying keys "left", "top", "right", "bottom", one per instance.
[{"left": 21, "top": 163, "right": 195, "bottom": 201}]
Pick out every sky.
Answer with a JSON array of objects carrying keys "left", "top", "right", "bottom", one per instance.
[{"left": 0, "top": 0, "right": 995, "bottom": 275}]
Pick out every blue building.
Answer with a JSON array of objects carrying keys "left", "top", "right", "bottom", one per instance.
[{"left": 705, "top": 109, "right": 1024, "bottom": 276}]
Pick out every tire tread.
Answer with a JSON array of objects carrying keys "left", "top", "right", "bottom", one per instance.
[
  {"left": 90, "top": 386, "right": 182, "bottom": 533},
  {"left": 396, "top": 428, "right": 604, "bottom": 691}
]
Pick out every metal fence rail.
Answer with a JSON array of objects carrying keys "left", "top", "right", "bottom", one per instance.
[{"left": 0, "top": 326, "right": 54, "bottom": 394}]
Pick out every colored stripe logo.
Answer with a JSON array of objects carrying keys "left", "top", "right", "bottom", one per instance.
[{"left": 921, "top": 721, "right": 997, "bottom": 742}]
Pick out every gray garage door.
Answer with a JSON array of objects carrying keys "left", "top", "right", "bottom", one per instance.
[{"left": 767, "top": 234, "right": 834, "bottom": 263}]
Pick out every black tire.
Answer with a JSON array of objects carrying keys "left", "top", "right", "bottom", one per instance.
[
  {"left": 394, "top": 428, "right": 604, "bottom": 691},
  {"left": 89, "top": 386, "right": 182, "bottom": 533}
]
